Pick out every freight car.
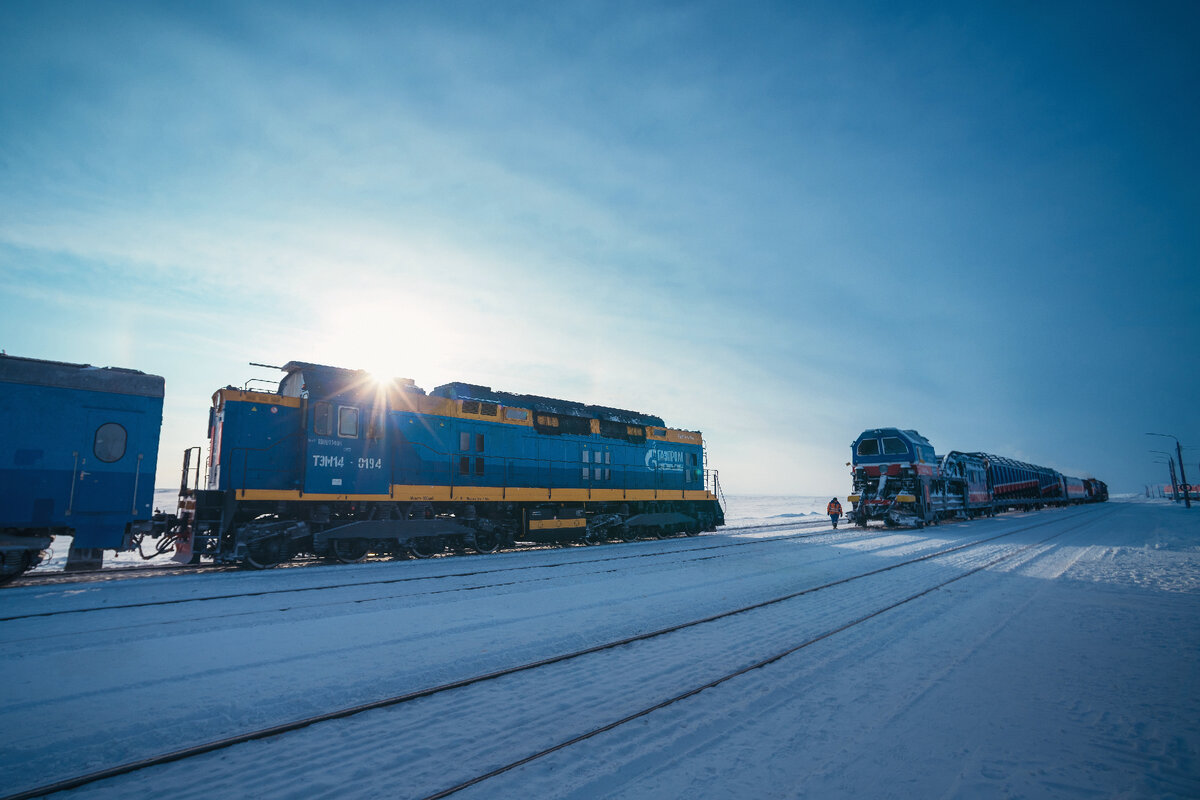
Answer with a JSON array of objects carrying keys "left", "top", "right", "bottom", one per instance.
[
  {"left": 174, "top": 361, "right": 725, "bottom": 568},
  {"left": 0, "top": 354, "right": 166, "bottom": 581},
  {"left": 847, "top": 427, "right": 1105, "bottom": 528}
]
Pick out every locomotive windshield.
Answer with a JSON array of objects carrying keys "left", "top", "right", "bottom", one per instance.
[
  {"left": 882, "top": 437, "right": 908, "bottom": 455},
  {"left": 857, "top": 439, "right": 880, "bottom": 456}
]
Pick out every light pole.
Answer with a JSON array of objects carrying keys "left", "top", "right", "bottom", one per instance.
[{"left": 1147, "top": 433, "right": 1191, "bottom": 508}]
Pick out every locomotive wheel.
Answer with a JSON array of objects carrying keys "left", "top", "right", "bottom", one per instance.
[
  {"left": 244, "top": 536, "right": 286, "bottom": 569},
  {"left": 619, "top": 525, "right": 638, "bottom": 543},
  {"left": 583, "top": 527, "right": 606, "bottom": 546},
  {"left": 409, "top": 536, "right": 444, "bottom": 558},
  {"left": 330, "top": 538, "right": 370, "bottom": 563},
  {"left": 471, "top": 530, "right": 501, "bottom": 554}
]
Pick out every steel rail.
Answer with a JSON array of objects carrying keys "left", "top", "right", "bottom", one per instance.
[
  {"left": 0, "top": 520, "right": 867, "bottom": 622},
  {"left": 6, "top": 516, "right": 833, "bottom": 588}
]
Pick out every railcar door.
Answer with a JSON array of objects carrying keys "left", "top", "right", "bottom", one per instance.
[{"left": 72, "top": 409, "right": 148, "bottom": 546}]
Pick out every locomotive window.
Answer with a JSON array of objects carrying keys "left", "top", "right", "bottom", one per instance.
[
  {"left": 367, "top": 411, "right": 384, "bottom": 440},
  {"left": 582, "top": 450, "right": 590, "bottom": 463},
  {"left": 582, "top": 466, "right": 590, "bottom": 481},
  {"left": 689, "top": 453, "right": 698, "bottom": 466},
  {"left": 504, "top": 408, "right": 528, "bottom": 421},
  {"left": 338, "top": 406, "right": 359, "bottom": 438},
  {"left": 882, "top": 437, "right": 908, "bottom": 455},
  {"left": 857, "top": 439, "right": 880, "bottom": 456},
  {"left": 475, "top": 457, "right": 485, "bottom": 476},
  {"left": 459, "top": 456, "right": 471, "bottom": 475},
  {"left": 93, "top": 422, "right": 127, "bottom": 463},
  {"left": 460, "top": 432, "right": 470, "bottom": 451},
  {"left": 476, "top": 433, "right": 485, "bottom": 452},
  {"left": 594, "top": 466, "right": 603, "bottom": 481},
  {"left": 314, "top": 402, "right": 332, "bottom": 436}
]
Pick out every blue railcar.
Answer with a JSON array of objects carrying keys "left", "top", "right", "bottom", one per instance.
[
  {"left": 0, "top": 354, "right": 164, "bottom": 579},
  {"left": 178, "top": 361, "right": 724, "bottom": 567}
]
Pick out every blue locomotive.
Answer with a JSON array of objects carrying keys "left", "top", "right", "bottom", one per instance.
[
  {"left": 176, "top": 361, "right": 725, "bottom": 567},
  {"left": 847, "top": 427, "right": 1106, "bottom": 527},
  {"left": 0, "top": 354, "right": 165, "bottom": 580}
]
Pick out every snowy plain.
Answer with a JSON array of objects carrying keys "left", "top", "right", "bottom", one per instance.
[{"left": 2, "top": 495, "right": 1198, "bottom": 799}]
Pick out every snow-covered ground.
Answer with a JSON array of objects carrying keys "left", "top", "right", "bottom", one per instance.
[{"left": 3, "top": 496, "right": 1197, "bottom": 799}]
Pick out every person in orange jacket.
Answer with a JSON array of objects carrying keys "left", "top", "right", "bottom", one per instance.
[{"left": 827, "top": 497, "right": 843, "bottom": 528}]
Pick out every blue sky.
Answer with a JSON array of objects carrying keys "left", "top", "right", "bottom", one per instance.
[{"left": 2, "top": 0, "right": 1197, "bottom": 495}]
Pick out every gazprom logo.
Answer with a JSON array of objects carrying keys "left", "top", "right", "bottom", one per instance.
[{"left": 645, "top": 448, "right": 685, "bottom": 471}]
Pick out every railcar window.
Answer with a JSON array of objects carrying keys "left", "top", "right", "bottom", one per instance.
[
  {"left": 314, "top": 402, "right": 332, "bottom": 436},
  {"left": 338, "top": 406, "right": 359, "bottom": 438},
  {"left": 882, "top": 437, "right": 908, "bottom": 455},
  {"left": 857, "top": 439, "right": 880, "bottom": 456},
  {"left": 93, "top": 422, "right": 127, "bottom": 463}
]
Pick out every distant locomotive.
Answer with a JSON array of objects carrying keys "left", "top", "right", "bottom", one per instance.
[
  {"left": 847, "top": 427, "right": 1107, "bottom": 528},
  {"left": 0, "top": 355, "right": 164, "bottom": 581},
  {"left": 177, "top": 361, "right": 725, "bottom": 568}
]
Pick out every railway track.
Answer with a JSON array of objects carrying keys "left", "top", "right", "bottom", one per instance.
[
  {"left": 8, "top": 516, "right": 834, "bottom": 589},
  {"left": 1, "top": 520, "right": 880, "bottom": 624},
  {"left": 0, "top": 506, "right": 1114, "bottom": 800}
]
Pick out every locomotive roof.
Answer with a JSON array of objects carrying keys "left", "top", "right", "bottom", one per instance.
[
  {"left": 432, "top": 381, "right": 666, "bottom": 427},
  {"left": 0, "top": 353, "right": 165, "bottom": 398},
  {"left": 279, "top": 361, "right": 425, "bottom": 396},
  {"left": 854, "top": 427, "right": 931, "bottom": 447},
  {"left": 277, "top": 363, "right": 669, "bottom": 427}
]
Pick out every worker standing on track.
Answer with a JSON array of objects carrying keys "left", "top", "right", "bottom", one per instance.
[{"left": 827, "top": 497, "right": 843, "bottom": 529}]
